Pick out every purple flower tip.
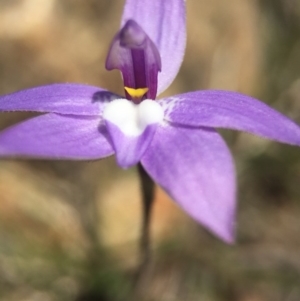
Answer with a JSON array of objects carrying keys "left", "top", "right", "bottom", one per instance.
[
  {"left": 105, "top": 20, "right": 161, "bottom": 101},
  {"left": 119, "top": 20, "right": 148, "bottom": 49}
]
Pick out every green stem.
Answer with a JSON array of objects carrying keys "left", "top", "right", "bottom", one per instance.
[{"left": 137, "top": 163, "right": 155, "bottom": 273}]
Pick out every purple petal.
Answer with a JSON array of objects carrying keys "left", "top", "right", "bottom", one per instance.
[
  {"left": 0, "top": 113, "right": 114, "bottom": 159},
  {"left": 0, "top": 84, "right": 120, "bottom": 116},
  {"left": 122, "top": 0, "right": 186, "bottom": 95},
  {"left": 161, "top": 90, "right": 300, "bottom": 145},
  {"left": 106, "top": 20, "right": 161, "bottom": 100},
  {"left": 141, "top": 124, "right": 236, "bottom": 243},
  {"left": 105, "top": 120, "right": 157, "bottom": 168}
]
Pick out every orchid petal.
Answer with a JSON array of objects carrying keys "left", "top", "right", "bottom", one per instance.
[
  {"left": 161, "top": 90, "right": 300, "bottom": 145},
  {"left": 122, "top": 0, "right": 186, "bottom": 95},
  {"left": 103, "top": 98, "right": 163, "bottom": 168},
  {"left": 141, "top": 124, "right": 236, "bottom": 243},
  {"left": 0, "top": 113, "right": 113, "bottom": 159},
  {"left": 105, "top": 121, "right": 157, "bottom": 168},
  {"left": 0, "top": 84, "right": 120, "bottom": 116}
]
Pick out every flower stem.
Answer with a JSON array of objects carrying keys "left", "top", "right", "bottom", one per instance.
[{"left": 137, "top": 163, "right": 155, "bottom": 273}]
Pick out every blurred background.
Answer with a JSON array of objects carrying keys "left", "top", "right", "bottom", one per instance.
[{"left": 0, "top": 0, "right": 300, "bottom": 300}]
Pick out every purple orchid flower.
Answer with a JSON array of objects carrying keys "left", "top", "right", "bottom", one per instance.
[{"left": 0, "top": 0, "right": 300, "bottom": 244}]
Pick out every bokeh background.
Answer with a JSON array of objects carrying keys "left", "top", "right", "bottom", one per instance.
[{"left": 0, "top": 0, "right": 300, "bottom": 300}]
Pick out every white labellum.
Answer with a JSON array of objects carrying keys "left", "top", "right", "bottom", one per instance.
[{"left": 103, "top": 99, "right": 164, "bottom": 137}]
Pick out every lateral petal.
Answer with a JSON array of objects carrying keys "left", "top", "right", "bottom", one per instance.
[
  {"left": 161, "top": 90, "right": 300, "bottom": 145},
  {"left": 0, "top": 84, "right": 120, "bottom": 116},
  {"left": 0, "top": 113, "right": 113, "bottom": 159},
  {"left": 141, "top": 124, "right": 236, "bottom": 243}
]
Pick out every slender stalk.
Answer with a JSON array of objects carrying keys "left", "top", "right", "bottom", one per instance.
[{"left": 137, "top": 163, "right": 155, "bottom": 273}]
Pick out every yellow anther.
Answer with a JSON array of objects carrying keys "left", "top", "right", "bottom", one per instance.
[{"left": 124, "top": 87, "right": 149, "bottom": 99}]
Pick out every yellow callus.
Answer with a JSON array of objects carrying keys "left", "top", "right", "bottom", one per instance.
[{"left": 124, "top": 87, "right": 149, "bottom": 99}]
